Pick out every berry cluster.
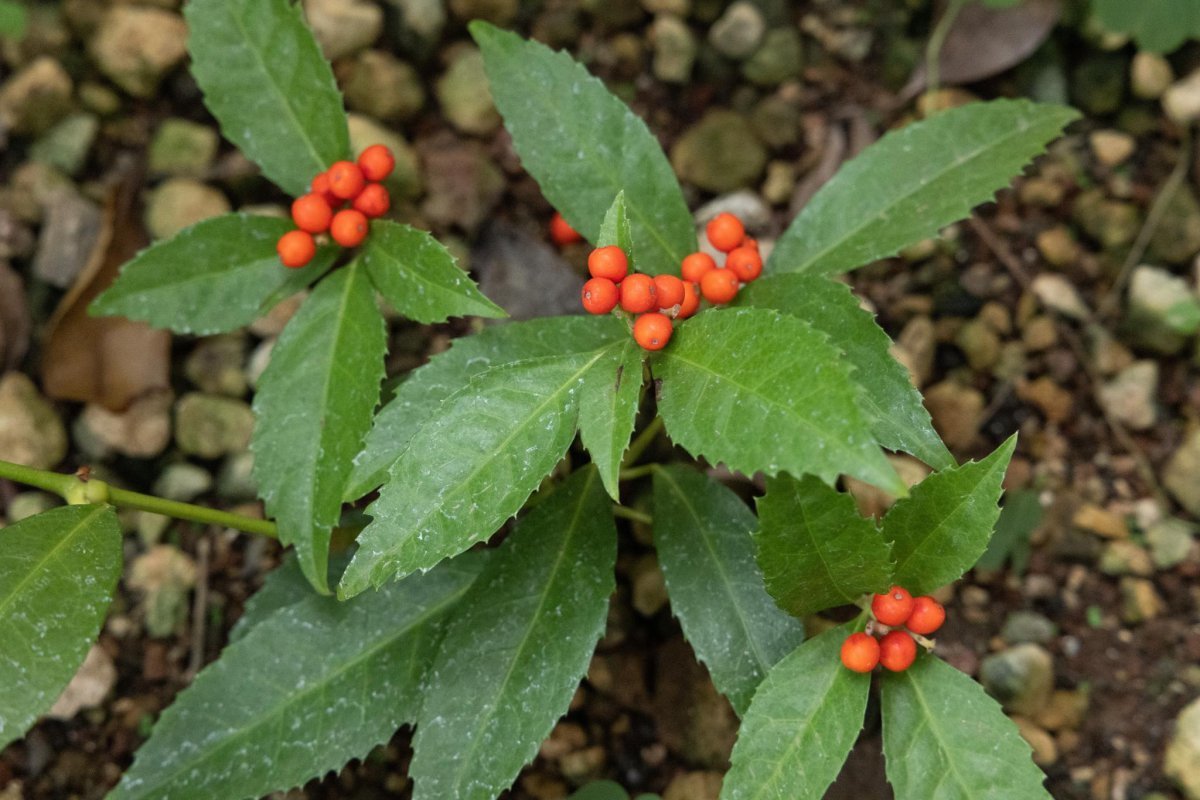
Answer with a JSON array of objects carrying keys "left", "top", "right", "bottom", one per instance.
[
  {"left": 839, "top": 586, "right": 945, "bottom": 674},
  {"left": 578, "top": 212, "right": 762, "bottom": 351},
  {"left": 275, "top": 145, "right": 397, "bottom": 269}
]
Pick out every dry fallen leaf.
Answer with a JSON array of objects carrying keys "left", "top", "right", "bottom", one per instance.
[
  {"left": 41, "top": 174, "right": 170, "bottom": 410},
  {"left": 904, "top": 0, "right": 1062, "bottom": 97}
]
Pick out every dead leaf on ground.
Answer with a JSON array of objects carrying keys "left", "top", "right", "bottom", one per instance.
[
  {"left": 41, "top": 173, "right": 170, "bottom": 411},
  {"left": 904, "top": 0, "right": 1061, "bottom": 97},
  {"left": 0, "top": 262, "right": 30, "bottom": 369}
]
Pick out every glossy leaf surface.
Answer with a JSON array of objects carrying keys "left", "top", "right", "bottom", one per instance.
[
  {"left": 755, "top": 474, "right": 894, "bottom": 618},
  {"left": 411, "top": 468, "right": 616, "bottom": 800},
  {"left": 767, "top": 100, "right": 1078, "bottom": 276},
  {"left": 653, "top": 466, "right": 806, "bottom": 715},
  {"left": 90, "top": 214, "right": 332, "bottom": 335},
  {"left": 252, "top": 263, "right": 387, "bottom": 593},
  {"left": 0, "top": 505, "right": 122, "bottom": 749}
]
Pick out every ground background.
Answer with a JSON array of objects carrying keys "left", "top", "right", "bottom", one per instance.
[{"left": 0, "top": 0, "right": 1199, "bottom": 798}]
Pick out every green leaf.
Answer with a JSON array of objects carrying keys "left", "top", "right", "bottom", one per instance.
[
  {"left": 0, "top": 0, "right": 28, "bottom": 38},
  {"left": 578, "top": 337, "right": 644, "bottom": 499},
  {"left": 184, "top": 0, "right": 349, "bottom": 197},
  {"left": 755, "top": 474, "right": 894, "bottom": 618},
  {"left": 653, "top": 466, "right": 805, "bottom": 716},
  {"left": 975, "top": 489, "right": 1042, "bottom": 574},
  {"left": 0, "top": 505, "right": 122, "bottom": 749},
  {"left": 721, "top": 625, "right": 871, "bottom": 800},
  {"left": 737, "top": 274, "right": 953, "bottom": 470},
  {"left": 655, "top": 307, "right": 904, "bottom": 495},
  {"left": 363, "top": 220, "right": 505, "bottom": 323},
  {"left": 1093, "top": 0, "right": 1200, "bottom": 53},
  {"left": 411, "top": 467, "right": 616, "bottom": 800},
  {"left": 109, "top": 557, "right": 484, "bottom": 800},
  {"left": 339, "top": 317, "right": 630, "bottom": 598},
  {"left": 767, "top": 99, "right": 1079, "bottom": 277},
  {"left": 881, "top": 655, "right": 1051, "bottom": 800},
  {"left": 597, "top": 190, "right": 635, "bottom": 260},
  {"left": 471, "top": 22, "right": 694, "bottom": 276},
  {"left": 90, "top": 214, "right": 333, "bottom": 335},
  {"left": 345, "top": 316, "right": 623, "bottom": 501},
  {"left": 881, "top": 435, "right": 1016, "bottom": 595},
  {"left": 227, "top": 552, "right": 353, "bottom": 643},
  {"left": 252, "top": 262, "right": 387, "bottom": 594}
]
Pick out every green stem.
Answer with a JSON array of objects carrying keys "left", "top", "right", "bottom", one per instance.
[
  {"left": 0, "top": 458, "right": 278, "bottom": 539},
  {"left": 925, "top": 0, "right": 966, "bottom": 96},
  {"left": 611, "top": 504, "right": 653, "bottom": 525},
  {"left": 622, "top": 416, "right": 664, "bottom": 469},
  {"left": 618, "top": 463, "right": 656, "bottom": 482}
]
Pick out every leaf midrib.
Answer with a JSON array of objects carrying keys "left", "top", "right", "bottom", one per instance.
[
  {"left": 655, "top": 468, "right": 773, "bottom": 690},
  {"left": 490, "top": 36, "right": 688, "bottom": 270},
  {"left": 0, "top": 506, "right": 109, "bottom": 620},
  {"left": 441, "top": 468, "right": 599, "bottom": 796},
  {"left": 118, "top": 582, "right": 472, "bottom": 800},
  {"left": 777, "top": 104, "right": 1062, "bottom": 275},
  {"left": 887, "top": 460, "right": 1003, "bottom": 587},
  {"left": 900, "top": 667, "right": 973, "bottom": 798},
  {"left": 364, "top": 342, "right": 621, "bottom": 586}
]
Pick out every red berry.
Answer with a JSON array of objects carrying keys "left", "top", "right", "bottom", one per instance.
[
  {"left": 588, "top": 246, "right": 629, "bottom": 283},
  {"left": 357, "top": 144, "right": 395, "bottom": 182},
  {"left": 619, "top": 273, "right": 657, "bottom": 313},
  {"left": 726, "top": 246, "right": 762, "bottom": 282},
  {"left": 310, "top": 171, "right": 337, "bottom": 204},
  {"left": 879, "top": 630, "right": 918, "bottom": 672},
  {"left": 277, "top": 230, "right": 315, "bottom": 268},
  {"left": 680, "top": 252, "right": 717, "bottom": 283},
  {"left": 549, "top": 212, "right": 583, "bottom": 246},
  {"left": 840, "top": 632, "right": 880, "bottom": 673},
  {"left": 676, "top": 281, "right": 701, "bottom": 319},
  {"left": 906, "top": 596, "right": 946, "bottom": 635},
  {"left": 352, "top": 183, "right": 391, "bottom": 218},
  {"left": 653, "top": 274, "right": 685, "bottom": 310},
  {"left": 699, "top": 268, "right": 739, "bottom": 304},
  {"left": 871, "top": 586, "right": 915, "bottom": 627},
  {"left": 581, "top": 277, "right": 619, "bottom": 315},
  {"left": 706, "top": 213, "right": 745, "bottom": 252},
  {"left": 330, "top": 208, "right": 369, "bottom": 247},
  {"left": 633, "top": 312, "right": 673, "bottom": 351},
  {"left": 291, "top": 193, "right": 333, "bottom": 234},
  {"left": 327, "top": 160, "right": 365, "bottom": 200}
]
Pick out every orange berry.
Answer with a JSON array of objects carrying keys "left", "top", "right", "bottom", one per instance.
[
  {"left": 706, "top": 212, "right": 745, "bottom": 252},
  {"left": 549, "top": 212, "right": 583, "bottom": 246},
  {"left": 330, "top": 208, "right": 369, "bottom": 247},
  {"left": 653, "top": 274, "right": 685, "bottom": 309},
  {"left": 744, "top": 237, "right": 759, "bottom": 250},
  {"left": 871, "top": 586, "right": 915, "bottom": 627},
  {"left": 699, "top": 268, "right": 739, "bottom": 304},
  {"left": 633, "top": 312, "right": 673, "bottom": 350},
  {"left": 680, "top": 252, "right": 716, "bottom": 283},
  {"left": 581, "top": 277, "right": 619, "bottom": 314},
  {"left": 840, "top": 632, "right": 880, "bottom": 673},
  {"left": 277, "top": 229, "right": 316, "bottom": 268},
  {"left": 588, "top": 246, "right": 629, "bottom": 283},
  {"left": 677, "top": 281, "right": 701, "bottom": 319},
  {"left": 310, "top": 171, "right": 337, "bottom": 204},
  {"left": 357, "top": 144, "right": 395, "bottom": 182},
  {"left": 726, "top": 246, "right": 763, "bottom": 282},
  {"left": 352, "top": 183, "right": 391, "bottom": 218},
  {"left": 906, "top": 597, "right": 946, "bottom": 635},
  {"left": 327, "top": 160, "right": 366, "bottom": 200},
  {"left": 619, "top": 273, "right": 657, "bottom": 313},
  {"left": 291, "top": 193, "right": 333, "bottom": 234},
  {"left": 879, "top": 630, "right": 918, "bottom": 672}
]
